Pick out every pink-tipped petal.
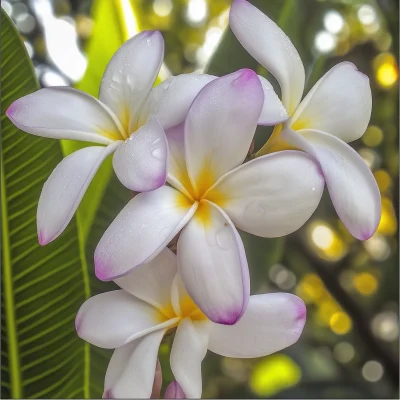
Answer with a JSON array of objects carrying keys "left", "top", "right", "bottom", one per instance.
[
  {"left": 177, "top": 202, "right": 250, "bottom": 325},
  {"left": 184, "top": 69, "right": 264, "bottom": 195},
  {"left": 113, "top": 117, "right": 168, "bottom": 192},
  {"left": 164, "top": 381, "right": 185, "bottom": 399},
  {"left": 95, "top": 186, "right": 197, "bottom": 280},
  {"left": 6, "top": 87, "right": 123, "bottom": 144},
  {"left": 208, "top": 293, "right": 306, "bottom": 358},
  {"left": 282, "top": 128, "right": 381, "bottom": 240}
]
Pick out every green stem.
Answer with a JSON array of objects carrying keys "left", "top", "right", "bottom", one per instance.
[{"left": 1, "top": 161, "right": 22, "bottom": 398}]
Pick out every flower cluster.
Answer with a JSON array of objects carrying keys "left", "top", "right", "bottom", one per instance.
[{"left": 6, "top": 0, "right": 380, "bottom": 398}]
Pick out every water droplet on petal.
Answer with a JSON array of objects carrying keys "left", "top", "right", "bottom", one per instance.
[
  {"left": 151, "top": 147, "right": 163, "bottom": 160},
  {"left": 152, "top": 138, "right": 161, "bottom": 145},
  {"left": 243, "top": 201, "right": 265, "bottom": 222},
  {"left": 216, "top": 228, "right": 235, "bottom": 250}
]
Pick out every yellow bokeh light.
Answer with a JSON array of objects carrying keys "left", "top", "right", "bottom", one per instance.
[
  {"left": 374, "top": 170, "right": 391, "bottom": 192},
  {"left": 377, "top": 197, "right": 397, "bottom": 236},
  {"left": 318, "top": 299, "right": 341, "bottom": 326},
  {"left": 330, "top": 312, "right": 352, "bottom": 335},
  {"left": 352, "top": 272, "right": 378, "bottom": 296},
  {"left": 250, "top": 354, "right": 301, "bottom": 397},
  {"left": 374, "top": 53, "right": 398, "bottom": 89},
  {"left": 363, "top": 125, "right": 383, "bottom": 147},
  {"left": 296, "top": 273, "right": 325, "bottom": 304}
]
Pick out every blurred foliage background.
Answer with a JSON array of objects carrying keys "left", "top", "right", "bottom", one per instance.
[{"left": 1, "top": 0, "right": 398, "bottom": 398}]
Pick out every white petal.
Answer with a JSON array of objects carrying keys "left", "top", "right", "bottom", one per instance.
[
  {"left": 165, "top": 124, "right": 192, "bottom": 196},
  {"left": 104, "top": 329, "right": 165, "bottom": 399},
  {"left": 112, "top": 117, "right": 168, "bottom": 192},
  {"left": 95, "top": 186, "right": 197, "bottom": 280},
  {"left": 177, "top": 202, "right": 250, "bottom": 324},
  {"left": 139, "top": 73, "right": 216, "bottom": 130},
  {"left": 208, "top": 293, "right": 306, "bottom": 358},
  {"left": 6, "top": 87, "right": 123, "bottom": 144},
  {"left": 257, "top": 75, "right": 289, "bottom": 125},
  {"left": 207, "top": 151, "right": 324, "bottom": 237},
  {"left": 164, "top": 381, "right": 186, "bottom": 399},
  {"left": 230, "top": 0, "right": 305, "bottom": 114},
  {"left": 37, "top": 142, "right": 120, "bottom": 245},
  {"left": 76, "top": 290, "right": 175, "bottom": 349},
  {"left": 282, "top": 128, "right": 381, "bottom": 239},
  {"left": 115, "top": 248, "right": 177, "bottom": 314},
  {"left": 290, "top": 62, "right": 372, "bottom": 142},
  {"left": 170, "top": 319, "right": 209, "bottom": 399},
  {"left": 185, "top": 69, "right": 263, "bottom": 197},
  {"left": 99, "top": 30, "right": 164, "bottom": 133}
]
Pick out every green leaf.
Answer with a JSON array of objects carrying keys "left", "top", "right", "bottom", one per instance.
[{"left": 1, "top": 10, "right": 93, "bottom": 399}]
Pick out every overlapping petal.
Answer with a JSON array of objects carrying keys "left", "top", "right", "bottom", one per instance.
[
  {"left": 104, "top": 329, "right": 166, "bottom": 399},
  {"left": 282, "top": 128, "right": 381, "bottom": 239},
  {"left": 37, "top": 142, "right": 121, "bottom": 245},
  {"left": 139, "top": 73, "right": 216, "bottom": 130},
  {"left": 99, "top": 30, "right": 164, "bottom": 133},
  {"left": 95, "top": 186, "right": 197, "bottom": 280},
  {"left": 230, "top": 0, "right": 305, "bottom": 114},
  {"left": 184, "top": 69, "right": 264, "bottom": 196},
  {"left": 75, "top": 290, "right": 175, "bottom": 349},
  {"left": 112, "top": 117, "right": 168, "bottom": 192},
  {"left": 164, "top": 124, "right": 192, "bottom": 196},
  {"left": 170, "top": 319, "right": 209, "bottom": 399},
  {"left": 207, "top": 151, "right": 324, "bottom": 237},
  {"left": 290, "top": 62, "right": 372, "bottom": 142},
  {"left": 115, "top": 248, "right": 177, "bottom": 313},
  {"left": 6, "top": 87, "right": 123, "bottom": 144},
  {"left": 208, "top": 293, "right": 306, "bottom": 358},
  {"left": 177, "top": 202, "right": 249, "bottom": 324},
  {"left": 257, "top": 75, "right": 289, "bottom": 125}
]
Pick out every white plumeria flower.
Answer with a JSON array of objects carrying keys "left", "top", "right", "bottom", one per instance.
[
  {"left": 6, "top": 30, "right": 215, "bottom": 245},
  {"left": 76, "top": 248, "right": 307, "bottom": 399},
  {"left": 94, "top": 69, "right": 324, "bottom": 324},
  {"left": 230, "top": 0, "right": 381, "bottom": 240}
]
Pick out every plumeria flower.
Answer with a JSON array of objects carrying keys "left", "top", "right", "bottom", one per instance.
[
  {"left": 229, "top": 0, "right": 381, "bottom": 240},
  {"left": 76, "top": 248, "right": 307, "bottom": 399},
  {"left": 6, "top": 30, "right": 215, "bottom": 245},
  {"left": 94, "top": 69, "right": 324, "bottom": 324}
]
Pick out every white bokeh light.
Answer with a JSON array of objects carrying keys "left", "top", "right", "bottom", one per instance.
[
  {"left": 186, "top": 0, "right": 207, "bottom": 25},
  {"left": 315, "top": 30, "right": 337, "bottom": 53},
  {"left": 323, "top": 10, "right": 344, "bottom": 34}
]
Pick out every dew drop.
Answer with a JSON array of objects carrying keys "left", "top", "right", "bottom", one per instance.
[
  {"left": 151, "top": 147, "right": 163, "bottom": 160},
  {"left": 152, "top": 138, "right": 161, "bottom": 145},
  {"left": 244, "top": 201, "right": 265, "bottom": 221},
  {"left": 216, "top": 228, "right": 234, "bottom": 250}
]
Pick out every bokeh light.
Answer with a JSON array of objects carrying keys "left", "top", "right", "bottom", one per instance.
[{"left": 250, "top": 355, "right": 301, "bottom": 397}]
